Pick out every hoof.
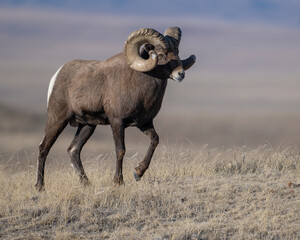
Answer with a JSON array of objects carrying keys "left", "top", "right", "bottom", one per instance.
[
  {"left": 114, "top": 182, "right": 125, "bottom": 187},
  {"left": 114, "top": 181, "right": 125, "bottom": 187},
  {"left": 31, "top": 196, "right": 39, "bottom": 202},
  {"left": 81, "top": 177, "right": 91, "bottom": 187},
  {"left": 113, "top": 176, "right": 124, "bottom": 187},
  {"left": 35, "top": 183, "right": 45, "bottom": 192},
  {"left": 134, "top": 171, "right": 141, "bottom": 181}
]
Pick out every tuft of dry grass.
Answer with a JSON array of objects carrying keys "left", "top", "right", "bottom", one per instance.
[{"left": 0, "top": 145, "right": 299, "bottom": 239}]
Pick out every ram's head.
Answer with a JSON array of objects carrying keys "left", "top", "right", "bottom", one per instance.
[{"left": 124, "top": 27, "right": 196, "bottom": 82}]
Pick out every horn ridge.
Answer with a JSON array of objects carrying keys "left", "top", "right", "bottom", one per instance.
[
  {"left": 164, "top": 27, "right": 182, "bottom": 44},
  {"left": 124, "top": 28, "right": 168, "bottom": 72}
]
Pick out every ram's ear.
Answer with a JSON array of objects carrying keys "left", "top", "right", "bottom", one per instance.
[{"left": 182, "top": 55, "right": 196, "bottom": 70}]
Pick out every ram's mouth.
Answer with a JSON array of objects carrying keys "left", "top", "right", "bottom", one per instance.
[
  {"left": 170, "top": 73, "right": 184, "bottom": 83},
  {"left": 172, "top": 76, "right": 183, "bottom": 83}
]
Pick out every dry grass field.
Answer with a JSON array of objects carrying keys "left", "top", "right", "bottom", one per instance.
[
  {"left": 0, "top": 144, "right": 299, "bottom": 239},
  {"left": 1, "top": 106, "right": 300, "bottom": 239}
]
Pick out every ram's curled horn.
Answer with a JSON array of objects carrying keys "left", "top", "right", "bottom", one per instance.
[
  {"left": 124, "top": 28, "right": 169, "bottom": 72},
  {"left": 182, "top": 55, "right": 196, "bottom": 70},
  {"left": 164, "top": 27, "right": 182, "bottom": 45}
]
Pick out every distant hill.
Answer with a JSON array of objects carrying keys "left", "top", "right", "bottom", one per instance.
[{"left": 0, "top": 102, "right": 45, "bottom": 132}]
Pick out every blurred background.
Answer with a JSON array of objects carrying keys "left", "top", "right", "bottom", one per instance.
[{"left": 1, "top": 0, "right": 300, "bottom": 162}]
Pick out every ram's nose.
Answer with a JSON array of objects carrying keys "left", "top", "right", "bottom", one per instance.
[
  {"left": 178, "top": 71, "right": 185, "bottom": 79},
  {"left": 171, "top": 69, "right": 185, "bottom": 82}
]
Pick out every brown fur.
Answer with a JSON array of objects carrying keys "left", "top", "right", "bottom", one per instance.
[{"left": 35, "top": 28, "right": 196, "bottom": 191}]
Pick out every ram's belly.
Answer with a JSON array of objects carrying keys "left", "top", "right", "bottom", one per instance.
[{"left": 70, "top": 112, "right": 109, "bottom": 127}]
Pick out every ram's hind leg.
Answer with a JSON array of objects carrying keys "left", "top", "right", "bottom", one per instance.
[
  {"left": 68, "top": 124, "right": 96, "bottom": 186},
  {"left": 35, "top": 116, "right": 70, "bottom": 192}
]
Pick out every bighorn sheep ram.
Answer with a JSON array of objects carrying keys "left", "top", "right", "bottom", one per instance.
[{"left": 35, "top": 27, "right": 196, "bottom": 191}]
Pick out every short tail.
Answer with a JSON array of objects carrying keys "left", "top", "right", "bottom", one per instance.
[{"left": 47, "top": 65, "right": 64, "bottom": 106}]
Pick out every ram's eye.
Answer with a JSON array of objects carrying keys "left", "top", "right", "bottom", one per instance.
[{"left": 158, "top": 54, "right": 166, "bottom": 61}]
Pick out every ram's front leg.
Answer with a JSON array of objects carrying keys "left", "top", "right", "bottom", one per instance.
[
  {"left": 111, "top": 119, "right": 126, "bottom": 186},
  {"left": 134, "top": 121, "right": 159, "bottom": 181}
]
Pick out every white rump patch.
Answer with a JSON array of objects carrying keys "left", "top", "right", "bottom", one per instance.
[{"left": 47, "top": 65, "right": 64, "bottom": 106}]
